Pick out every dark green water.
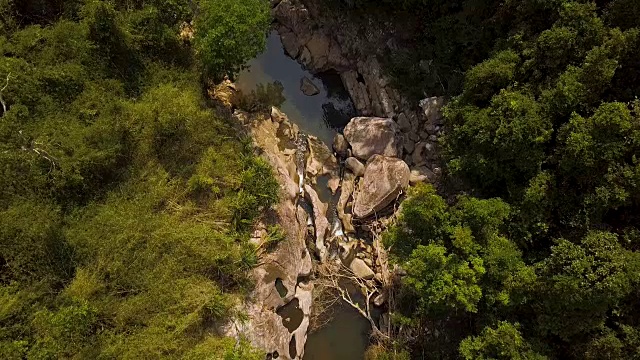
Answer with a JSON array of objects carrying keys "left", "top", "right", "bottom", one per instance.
[
  {"left": 304, "top": 303, "right": 370, "bottom": 360},
  {"left": 237, "top": 31, "right": 370, "bottom": 359}
]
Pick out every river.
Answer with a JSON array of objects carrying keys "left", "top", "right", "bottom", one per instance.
[
  {"left": 236, "top": 31, "right": 370, "bottom": 360},
  {"left": 236, "top": 31, "right": 356, "bottom": 146}
]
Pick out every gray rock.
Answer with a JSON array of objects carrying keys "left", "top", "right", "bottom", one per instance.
[
  {"left": 425, "top": 142, "right": 436, "bottom": 160},
  {"left": 300, "top": 76, "right": 320, "bottom": 96},
  {"left": 332, "top": 133, "right": 349, "bottom": 158},
  {"left": 409, "top": 131, "right": 420, "bottom": 142},
  {"left": 304, "top": 185, "right": 329, "bottom": 262},
  {"left": 396, "top": 112, "right": 411, "bottom": 132},
  {"left": 412, "top": 142, "right": 427, "bottom": 166},
  {"left": 409, "top": 166, "right": 435, "bottom": 185},
  {"left": 343, "top": 117, "right": 403, "bottom": 161},
  {"left": 428, "top": 135, "right": 437, "bottom": 142},
  {"left": 425, "top": 123, "right": 436, "bottom": 134},
  {"left": 349, "top": 258, "right": 375, "bottom": 280},
  {"left": 419, "top": 96, "right": 446, "bottom": 125},
  {"left": 345, "top": 157, "right": 365, "bottom": 177},
  {"left": 353, "top": 155, "right": 410, "bottom": 218},
  {"left": 403, "top": 138, "right": 415, "bottom": 154}
]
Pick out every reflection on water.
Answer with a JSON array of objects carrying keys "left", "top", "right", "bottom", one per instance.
[
  {"left": 303, "top": 301, "right": 370, "bottom": 360},
  {"left": 236, "top": 31, "right": 356, "bottom": 145}
]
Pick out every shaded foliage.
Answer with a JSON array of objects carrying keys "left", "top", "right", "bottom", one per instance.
[{"left": 0, "top": 0, "right": 274, "bottom": 358}]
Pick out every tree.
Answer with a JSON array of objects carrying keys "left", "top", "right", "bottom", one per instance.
[
  {"left": 445, "top": 90, "right": 552, "bottom": 197},
  {"left": 535, "top": 231, "right": 640, "bottom": 340},
  {"left": 459, "top": 322, "right": 546, "bottom": 360},
  {"left": 405, "top": 243, "right": 485, "bottom": 314},
  {"left": 194, "top": 0, "right": 270, "bottom": 79}
]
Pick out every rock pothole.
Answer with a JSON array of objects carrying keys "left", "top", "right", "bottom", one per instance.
[{"left": 276, "top": 298, "right": 304, "bottom": 333}]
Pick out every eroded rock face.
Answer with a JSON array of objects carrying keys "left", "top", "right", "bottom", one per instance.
[
  {"left": 305, "top": 184, "right": 329, "bottom": 262},
  {"left": 223, "top": 110, "right": 314, "bottom": 360},
  {"left": 343, "top": 117, "right": 403, "bottom": 161},
  {"left": 353, "top": 155, "right": 410, "bottom": 218}
]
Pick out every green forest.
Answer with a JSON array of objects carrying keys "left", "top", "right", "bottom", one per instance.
[
  {"left": 3, "top": 0, "right": 640, "bottom": 359},
  {"left": 358, "top": 0, "right": 640, "bottom": 359},
  {"left": 0, "top": 0, "right": 275, "bottom": 358}
]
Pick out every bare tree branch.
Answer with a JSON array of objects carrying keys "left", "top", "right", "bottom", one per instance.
[
  {"left": 316, "top": 261, "right": 389, "bottom": 340},
  {"left": 18, "top": 131, "right": 58, "bottom": 172},
  {"left": 0, "top": 72, "right": 10, "bottom": 117}
]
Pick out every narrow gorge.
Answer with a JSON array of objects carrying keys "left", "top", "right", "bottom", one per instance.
[{"left": 212, "top": 1, "right": 446, "bottom": 358}]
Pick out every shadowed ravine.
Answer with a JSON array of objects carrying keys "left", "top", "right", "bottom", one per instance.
[{"left": 237, "top": 32, "right": 369, "bottom": 360}]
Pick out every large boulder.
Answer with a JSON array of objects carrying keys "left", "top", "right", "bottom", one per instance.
[
  {"left": 343, "top": 117, "right": 402, "bottom": 161},
  {"left": 353, "top": 155, "right": 410, "bottom": 218}
]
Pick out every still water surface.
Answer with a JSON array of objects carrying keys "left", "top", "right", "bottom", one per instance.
[{"left": 236, "top": 31, "right": 356, "bottom": 146}]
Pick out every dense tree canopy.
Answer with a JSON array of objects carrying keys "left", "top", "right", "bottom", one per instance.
[
  {"left": 371, "top": 0, "right": 640, "bottom": 359},
  {"left": 0, "top": 0, "right": 274, "bottom": 358}
]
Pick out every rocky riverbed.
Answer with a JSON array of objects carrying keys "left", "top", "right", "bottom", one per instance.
[
  {"left": 211, "top": 1, "right": 447, "bottom": 358},
  {"left": 211, "top": 87, "right": 444, "bottom": 360}
]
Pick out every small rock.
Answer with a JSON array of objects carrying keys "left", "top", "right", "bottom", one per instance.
[
  {"left": 425, "top": 143, "right": 436, "bottom": 160},
  {"left": 332, "top": 133, "right": 349, "bottom": 158},
  {"left": 300, "top": 76, "right": 320, "bottom": 96},
  {"left": 409, "top": 132, "right": 420, "bottom": 142},
  {"left": 394, "top": 265, "right": 407, "bottom": 276},
  {"left": 428, "top": 135, "right": 437, "bottom": 142},
  {"left": 345, "top": 157, "right": 365, "bottom": 177},
  {"left": 412, "top": 142, "right": 427, "bottom": 166},
  {"left": 396, "top": 113, "right": 411, "bottom": 132},
  {"left": 403, "top": 154, "right": 414, "bottom": 167},
  {"left": 342, "top": 214, "right": 355, "bottom": 234},
  {"left": 410, "top": 166, "right": 435, "bottom": 185},
  {"left": 419, "top": 131, "right": 429, "bottom": 140},
  {"left": 425, "top": 123, "right": 436, "bottom": 134},
  {"left": 271, "top": 106, "right": 287, "bottom": 123},
  {"left": 328, "top": 177, "right": 340, "bottom": 194},
  {"left": 349, "top": 258, "right": 375, "bottom": 280},
  {"left": 339, "top": 241, "right": 357, "bottom": 264},
  {"left": 403, "top": 139, "right": 415, "bottom": 154},
  {"left": 373, "top": 292, "right": 387, "bottom": 307},
  {"left": 419, "top": 96, "right": 446, "bottom": 125}
]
